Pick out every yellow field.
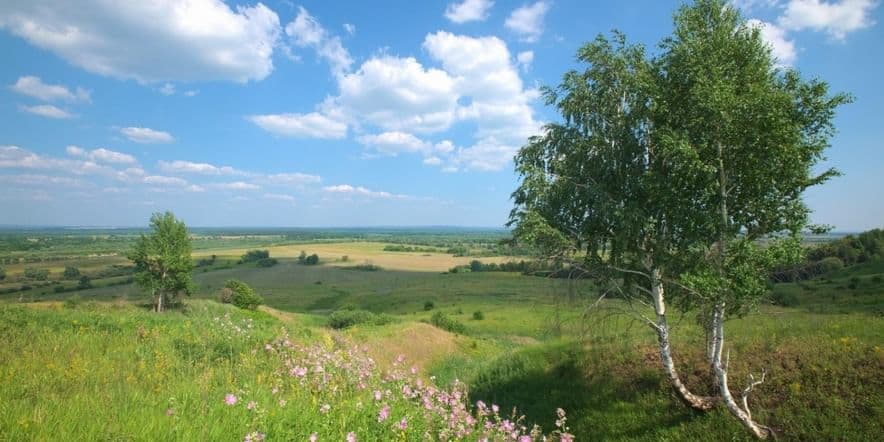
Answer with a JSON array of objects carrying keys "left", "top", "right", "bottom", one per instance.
[{"left": 196, "top": 241, "right": 520, "bottom": 272}]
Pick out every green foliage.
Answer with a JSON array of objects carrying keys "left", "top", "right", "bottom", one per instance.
[
  {"left": 222, "top": 279, "right": 263, "bottom": 310},
  {"left": 24, "top": 267, "right": 49, "bottom": 281},
  {"left": 0, "top": 266, "right": 5, "bottom": 281},
  {"left": 255, "top": 257, "right": 278, "bottom": 268},
  {"left": 77, "top": 276, "right": 92, "bottom": 290},
  {"left": 326, "top": 309, "right": 395, "bottom": 329},
  {"left": 299, "top": 254, "right": 319, "bottom": 265},
  {"left": 62, "top": 294, "right": 82, "bottom": 309},
  {"left": 807, "top": 229, "right": 884, "bottom": 264},
  {"left": 341, "top": 263, "right": 382, "bottom": 271},
  {"left": 430, "top": 311, "right": 467, "bottom": 334},
  {"left": 63, "top": 266, "right": 81, "bottom": 279},
  {"left": 472, "top": 311, "right": 485, "bottom": 320},
  {"left": 128, "top": 211, "right": 194, "bottom": 312},
  {"left": 423, "top": 301, "right": 435, "bottom": 311},
  {"left": 240, "top": 249, "right": 270, "bottom": 263}
]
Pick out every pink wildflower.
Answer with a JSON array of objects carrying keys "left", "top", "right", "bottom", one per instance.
[
  {"left": 519, "top": 436, "right": 532, "bottom": 442},
  {"left": 224, "top": 394, "right": 238, "bottom": 406},
  {"left": 374, "top": 390, "right": 382, "bottom": 401},
  {"left": 560, "top": 433, "right": 574, "bottom": 442},
  {"left": 309, "top": 433, "right": 318, "bottom": 442},
  {"left": 398, "top": 417, "right": 408, "bottom": 430},
  {"left": 378, "top": 404, "right": 390, "bottom": 422},
  {"left": 346, "top": 432, "right": 357, "bottom": 442},
  {"left": 165, "top": 408, "right": 174, "bottom": 416}
]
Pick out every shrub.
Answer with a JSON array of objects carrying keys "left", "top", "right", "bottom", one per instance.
[
  {"left": 223, "top": 279, "right": 263, "bottom": 310},
  {"left": 872, "top": 275, "right": 883, "bottom": 284},
  {"left": 817, "top": 257, "right": 844, "bottom": 274},
  {"left": 77, "top": 276, "right": 92, "bottom": 290},
  {"left": 241, "top": 250, "right": 270, "bottom": 263},
  {"left": 342, "top": 263, "right": 382, "bottom": 271},
  {"left": 848, "top": 276, "right": 860, "bottom": 290},
  {"left": 63, "top": 266, "right": 81, "bottom": 279},
  {"left": 305, "top": 254, "right": 319, "bottom": 265},
  {"left": 53, "top": 285, "right": 66, "bottom": 293},
  {"left": 0, "top": 266, "right": 5, "bottom": 281},
  {"left": 341, "top": 255, "right": 349, "bottom": 262},
  {"left": 424, "top": 301, "right": 435, "bottom": 311},
  {"left": 255, "top": 257, "right": 278, "bottom": 267},
  {"left": 218, "top": 287, "right": 234, "bottom": 304},
  {"left": 24, "top": 267, "right": 49, "bottom": 281},
  {"left": 473, "top": 310, "right": 485, "bottom": 320},
  {"left": 327, "top": 309, "right": 395, "bottom": 329},
  {"left": 430, "top": 311, "right": 467, "bottom": 334}
]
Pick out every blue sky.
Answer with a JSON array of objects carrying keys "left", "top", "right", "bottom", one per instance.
[{"left": 0, "top": 0, "right": 881, "bottom": 229}]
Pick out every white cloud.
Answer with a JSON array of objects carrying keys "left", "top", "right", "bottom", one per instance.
[
  {"left": 0, "top": 0, "right": 281, "bottom": 83},
  {"left": 423, "top": 156, "right": 442, "bottom": 165},
  {"left": 748, "top": 19, "right": 798, "bottom": 65},
  {"left": 505, "top": 1, "right": 551, "bottom": 42},
  {"left": 120, "top": 127, "right": 174, "bottom": 144},
  {"left": 20, "top": 104, "right": 74, "bottom": 119},
  {"left": 285, "top": 7, "right": 353, "bottom": 77},
  {"left": 183, "top": 90, "right": 199, "bottom": 97},
  {"left": 263, "top": 193, "right": 296, "bottom": 203},
  {"left": 265, "top": 172, "right": 321, "bottom": 185},
  {"left": 343, "top": 23, "right": 356, "bottom": 35},
  {"left": 213, "top": 181, "right": 260, "bottom": 190},
  {"left": 66, "top": 146, "right": 137, "bottom": 164},
  {"left": 516, "top": 51, "right": 534, "bottom": 70},
  {"left": 449, "top": 137, "right": 519, "bottom": 172},
  {"left": 248, "top": 112, "right": 347, "bottom": 139},
  {"left": 445, "top": 0, "right": 495, "bottom": 23},
  {"left": 10, "top": 76, "right": 90, "bottom": 102},
  {"left": 159, "top": 83, "right": 176, "bottom": 96},
  {"left": 158, "top": 160, "right": 245, "bottom": 175},
  {"left": 357, "top": 131, "right": 430, "bottom": 156},
  {"left": 143, "top": 175, "right": 188, "bottom": 186},
  {"left": 0, "top": 174, "right": 87, "bottom": 187},
  {"left": 332, "top": 56, "right": 458, "bottom": 133},
  {"left": 779, "top": 0, "right": 877, "bottom": 39},
  {"left": 323, "top": 184, "right": 409, "bottom": 199}
]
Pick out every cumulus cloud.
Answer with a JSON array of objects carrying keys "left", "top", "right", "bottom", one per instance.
[
  {"left": 516, "top": 51, "right": 534, "bottom": 70},
  {"left": 323, "top": 184, "right": 409, "bottom": 199},
  {"left": 10, "top": 76, "right": 90, "bottom": 102},
  {"left": 66, "top": 146, "right": 137, "bottom": 164},
  {"left": 0, "top": 0, "right": 281, "bottom": 83},
  {"left": 0, "top": 174, "right": 87, "bottom": 187},
  {"left": 120, "top": 127, "right": 174, "bottom": 144},
  {"left": 212, "top": 181, "right": 261, "bottom": 191},
  {"left": 505, "top": 1, "right": 551, "bottom": 42},
  {"left": 265, "top": 172, "right": 322, "bottom": 185},
  {"left": 343, "top": 23, "right": 356, "bottom": 35},
  {"left": 143, "top": 175, "right": 188, "bottom": 186},
  {"left": 357, "top": 131, "right": 430, "bottom": 156},
  {"left": 748, "top": 19, "right": 798, "bottom": 65},
  {"left": 445, "top": 0, "right": 495, "bottom": 23},
  {"left": 248, "top": 112, "right": 347, "bottom": 139},
  {"left": 779, "top": 0, "right": 877, "bottom": 39},
  {"left": 285, "top": 7, "right": 353, "bottom": 77},
  {"left": 158, "top": 160, "right": 246, "bottom": 175},
  {"left": 20, "top": 104, "right": 74, "bottom": 119}
]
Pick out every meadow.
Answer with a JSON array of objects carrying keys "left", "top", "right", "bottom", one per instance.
[{"left": 0, "top": 229, "right": 882, "bottom": 440}]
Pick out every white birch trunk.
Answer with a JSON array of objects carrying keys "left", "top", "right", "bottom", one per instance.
[
  {"left": 650, "top": 267, "right": 717, "bottom": 411},
  {"left": 710, "top": 303, "right": 773, "bottom": 439}
]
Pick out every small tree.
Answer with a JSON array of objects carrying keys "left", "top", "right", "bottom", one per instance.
[
  {"left": 63, "top": 266, "right": 80, "bottom": 279},
  {"left": 223, "top": 279, "right": 263, "bottom": 310},
  {"left": 77, "top": 275, "right": 92, "bottom": 290},
  {"left": 128, "top": 212, "right": 194, "bottom": 312}
]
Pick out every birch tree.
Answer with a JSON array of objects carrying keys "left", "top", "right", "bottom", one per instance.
[
  {"left": 510, "top": 0, "right": 849, "bottom": 438},
  {"left": 129, "top": 211, "right": 194, "bottom": 312}
]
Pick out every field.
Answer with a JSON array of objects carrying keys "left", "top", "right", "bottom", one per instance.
[{"left": 1, "top": 229, "right": 882, "bottom": 440}]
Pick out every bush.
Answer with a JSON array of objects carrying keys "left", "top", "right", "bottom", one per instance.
[
  {"left": 342, "top": 263, "right": 382, "bottom": 271},
  {"left": 53, "top": 285, "right": 66, "bottom": 293},
  {"left": 872, "top": 275, "right": 883, "bottom": 284},
  {"left": 63, "top": 266, "right": 81, "bottom": 279},
  {"left": 24, "top": 267, "right": 49, "bottom": 281},
  {"left": 255, "top": 257, "right": 278, "bottom": 268},
  {"left": 77, "top": 276, "right": 92, "bottom": 290},
  {"left": 327, "top": 309, "right": 395, "bottom": 329},
  {"left": 0, "top": 266, "right": 5, "bottom": 281},
  {"left": 848, "top": 276, "right": 860, "bottom": 290},
  {"left": 424, "top": 301, "right": 435, "bottom": 311},
  {"left": 341, "top": 255, "right": 349, "bottom": 262},
  {"left": 241, "top": 250, "right": 270, "bottom": 263},
  {"left": 222, "top": 279, "right": 263, "bottom": 310},
  {"left": 430, "top": 311, "right": 467, "bottom": 334},
  {"left": 817, "top": 257, "right": 844, "bottom": 274},
  {"left": 473, "top": 310, "right": 485, "bottom": 320},
  {"left": 218, "top": 287, "right": 234, "bottom": 304}
]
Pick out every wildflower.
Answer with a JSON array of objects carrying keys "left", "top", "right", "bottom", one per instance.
[
  {"left": 519, "top": 436, "right": 532, "bottom": 442},
  {"left": 279, "top": 399, "right": 287, "bottom": 407},
  {"left": 398, "top": 417, "right": 408, "bottom": 430},
  {"left": 560, "top": 433, "right": 574, "bottom": 442},
  {"left": 346, "top": 432, "right": 357, "bottom": 442},
  {"left": 165, "top": 408, "right": 174, "bottom": 416},
  {"left": 225, "top": 394, "right": 238, "bottom": 406},
  {"left": 374, "top": 390, "right": 382, "bottom": 401},
  {"left": 271, "top": 387, "right": 279, "bottom": 395},
  {"left": 243, "top": 431, "right": 265, "bottom": 442},
  {"left": 492, "top": 404, "right": 500, "bottom": 414},
  {"left": 378, "top": 404, "right": 390, "bottom": 422},
  {"left": 247, "top": 401, "right": 257, "bottom": 411},
  {"left": 320, "top": 404, "right": 331, "bottom": 414},
  {"left": 309, "top": 433, "right": 318, "bottom": 442}
]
